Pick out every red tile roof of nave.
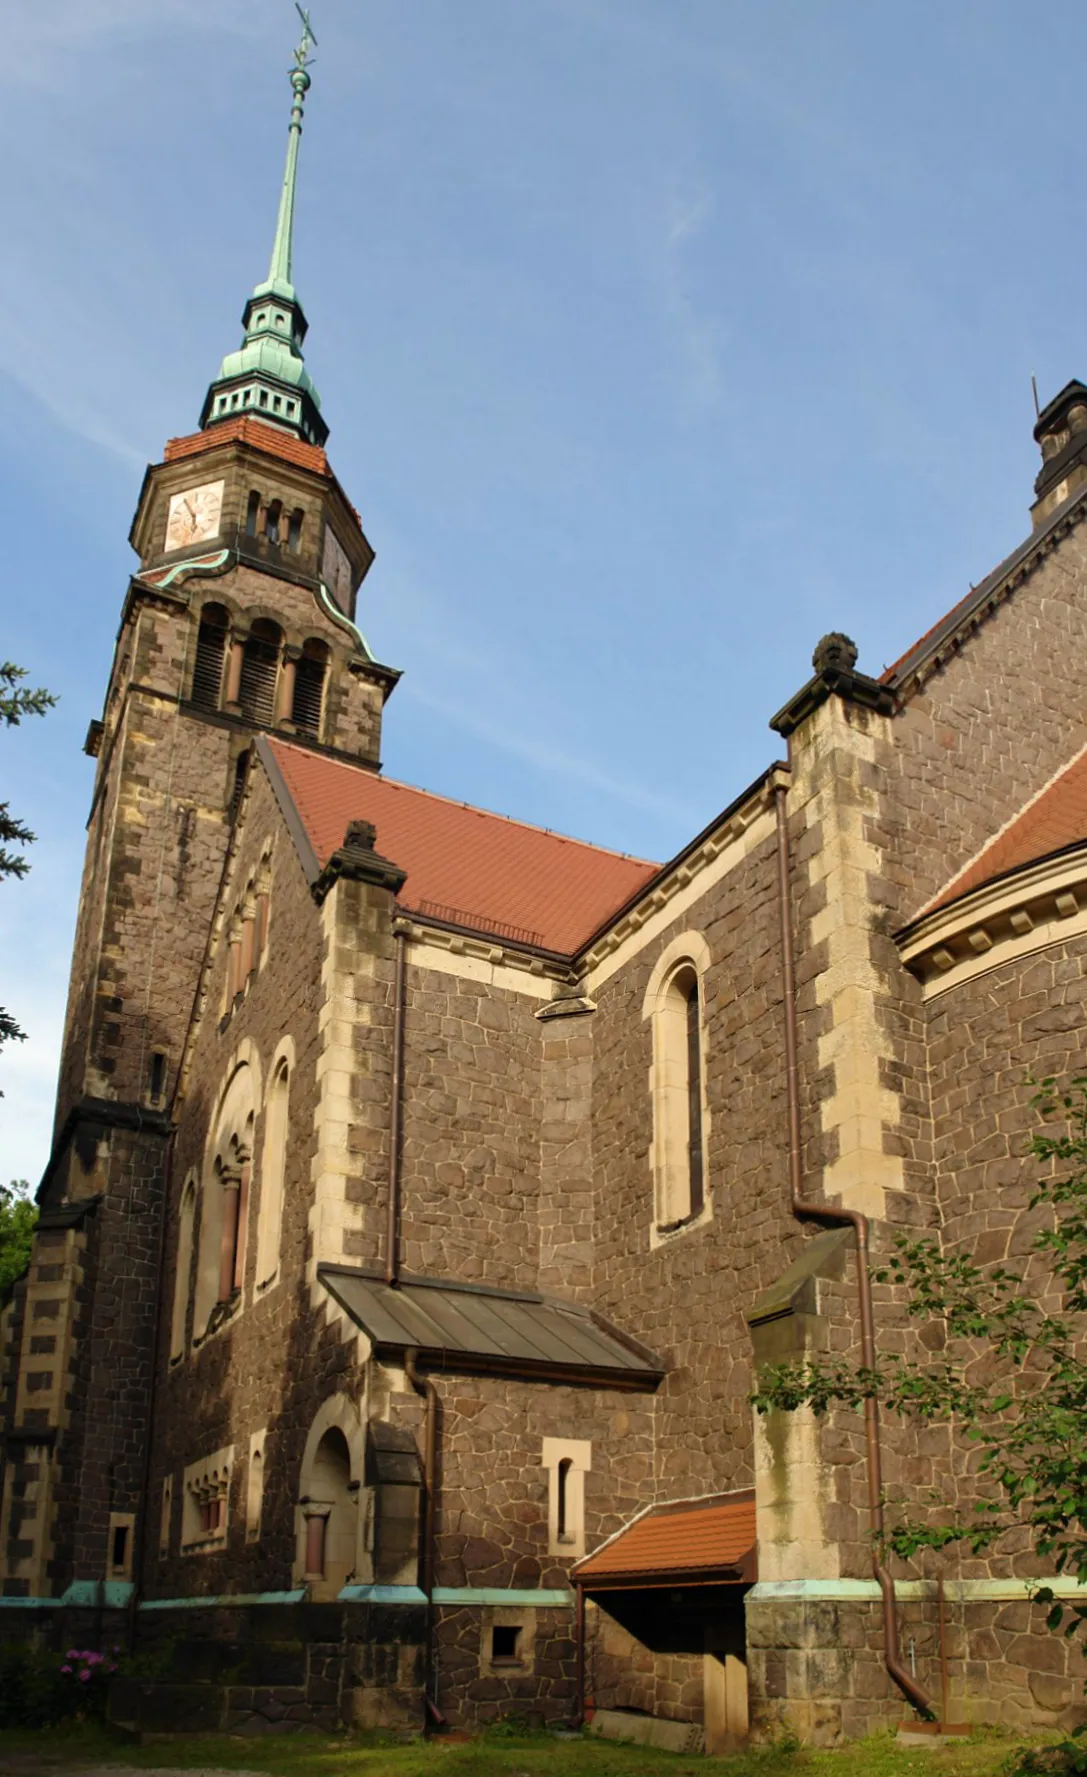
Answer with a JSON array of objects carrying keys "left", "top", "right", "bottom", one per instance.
[
  {"left": 163, "top": 417, "right": 330, "bottom": 477},
  {"left": 574, "top": 1492, "right": 756, "bottom": 1584},
  {"left": 267, "top": 738, "right": 660, "bottom": 956},
  {"left": 928, "top": 744, "right": 1087, "bottom": 913}
]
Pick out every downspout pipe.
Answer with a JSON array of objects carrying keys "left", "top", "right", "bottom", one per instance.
[
  {"left": 405, "top": 1347, "right": 446, "bottom": 1729},
  {"left": 772, "top": 778, "right": 935, "bottom": 1722},
  {"left": 385, "top": 929, "right": 407, "bottom": 1287}
]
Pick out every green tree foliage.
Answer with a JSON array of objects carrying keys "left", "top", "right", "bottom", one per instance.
[
  {"left": 1, "top": 660, "right": 57, "bottom": 1061},
  {"left": 0, "top": 1178, "right": 37, "bottom": 1296},
  {"left": 754, "top": 1076, "right": 1087, "bottom": 1636}
]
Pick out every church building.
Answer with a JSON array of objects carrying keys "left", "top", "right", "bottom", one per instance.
[{"left": 4, "top": 22, "right": 1087, "bottom": 1752}]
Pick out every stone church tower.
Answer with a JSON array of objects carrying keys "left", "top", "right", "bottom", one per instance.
[{"left": 1, "top": 21, "right": 394, "bottom": 1603}]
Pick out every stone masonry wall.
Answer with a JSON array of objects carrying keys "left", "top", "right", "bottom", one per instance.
[
  {"left": 149, "top": 760, "right": 342, "bottom": 1596},
  {"left": 589, "top": 827, "right": 801, "bottom": 1503}
]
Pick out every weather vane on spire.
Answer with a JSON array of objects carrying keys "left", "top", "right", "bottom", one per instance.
[{"left": 293, "top": 4, "right": 317, "bottom": 70}]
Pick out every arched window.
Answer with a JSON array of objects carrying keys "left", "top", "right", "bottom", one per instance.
[
  {"left": 264, "top": 499, "right": 283, "bottom": 545},
  {"left": 304, "top": 1427, "right": 354, "bottom": 1597},
  {"left": 557, "top": 1458, "right": 573, "bottom": 1542},
  {"left": 170, "top": 1180, "right": 197, "bottom": 1361},
  {"left": 291, "top": 639, "right": 328, "bottom": 734},
  {"left": 288, "top": 508, "right": 304, "bottom": 551},
  {"left": 238, "top": 620, "right": 281, "bottom": 724},
  {"left": 246, "top": 1436, "right": 265, "bottom": 1543},
  {"left": 194, "top": 1064, "right": 258, "bottom": 1340},
  {"left": 644, "top": 936, "right": 711, "bottom": 1237},
  {"left": 245, "top": 491, "right": 260, "bottom": 538},
  {"left": 191, "top": 604, "right": 229, "bottom": 710},
  {"left": 256, "top": 1054, "right": 290, "bottom": 1289}
]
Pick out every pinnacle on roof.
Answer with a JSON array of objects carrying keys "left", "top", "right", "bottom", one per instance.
[{"left": 200, "top": 7, "right": 328, "bottom": 448}]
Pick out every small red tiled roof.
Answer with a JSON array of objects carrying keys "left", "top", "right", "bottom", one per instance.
[
  {"left": 929, "top": 744, "right": 1087, "bottom": 912},
  {"left": 574, "top": 1492, "right": 756, "bottom": 1586},
  {"left": 267, "top": 738, "right": 659, "bottom": 955},
  {"left": 164, "top": 416, "right": 330, "bottom": 477}
]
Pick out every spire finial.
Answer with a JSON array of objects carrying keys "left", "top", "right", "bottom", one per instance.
[
  {"left": 199, "top": 4, "right": 328, "bottom": 444},
  {"left": 268, "top": 5, "right": 318, "bottom": 291}
]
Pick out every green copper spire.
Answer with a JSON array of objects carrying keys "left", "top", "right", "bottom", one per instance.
[
  {"left": 201, "top": 7, "right": 328, "bottom": 447},
  {"left": 267, "top": 7, "right": 315, "bottom": 294}
]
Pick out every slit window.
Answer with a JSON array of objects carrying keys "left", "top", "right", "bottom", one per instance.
[
  {"left": 557, "top": 1458, "right": 573, "bottom": 1543},
  {"left": 245, "top": 490, "right": 260, "bottom": 537},
  {"left": 288, "top": 508, "right": 303, "bottom": 550},
  {"left": 191, "top": 603, "right": 229, "bottom": 710},
  {"left": 264, "top": 499, "right": 283, "bottom": 545},
  {"left": 147, "top": 1050, "right": 167, "bottom": 1106}
]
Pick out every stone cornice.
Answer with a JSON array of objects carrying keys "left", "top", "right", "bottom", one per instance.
[
  {"left": 393, "top": 916, "right": 576, "bottom": 989},
  {"left": 770, "top": 665, "right": 895, "bottom": 739},
  {"left": 897, "top": 842, "right": 1087, "bottom": 998}
]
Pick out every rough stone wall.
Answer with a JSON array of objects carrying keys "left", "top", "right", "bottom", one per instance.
[
  {"left": 587, "top": 1603, "right": 704, "bottom": 1726},
  {"left": 537, "top": 1009, "right": 595, "bottom": 1300},
  {"left": 433, "top": 1375, "right": 654, "bottom": 1593},
  {"left": 397, "top": 966, "right": 543, "bottom": 1292},
  {"left": 747, "top": 1593, "right": 1087, "bottom": 1744},
  {"left": 148, "top": 760, "right": 337, "bottom": 1596},
  {"left": 436, "top": 1604, "right": 576, "bottom": 1728},
  {"left": 886, "top": 522, "right": 1087, "bottom": 919},
  {"left": 589, "top": 829, "right": 799, "bottom": 1503}
]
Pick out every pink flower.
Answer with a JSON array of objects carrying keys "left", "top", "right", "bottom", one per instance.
[
  {"left": 60, "top": 1665, "right": 72, "bottom": 1675},
  {"left": 78, "top": 1670, "right": 91, "bottom": 1683},
  {"left": 66, "top": 1649, "right": 79, "bottom": 1659}
]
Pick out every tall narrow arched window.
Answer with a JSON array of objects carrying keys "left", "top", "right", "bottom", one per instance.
[
  {"left": 191, "top": 604, "right": 229, "bottom": 710},
  {"left": 644, "top": 936, "right": 711, "bottom": 1238},
  {"left": 291, "top": 640, "right": 327, "bottom": 735},
  {"left": 245, "top": 490, "right": 260, "bottom": 537},
  {"left": 170, "top": 1181, "right": 197, "bottom": 1362},
  {"left": 264, "top": 499, "right": 283, "bottom": 545},
  {"left": 256, "top": 1056, "right": 290, "bottom": 1290},
  {"left": 239, "top": 620, "right": 281, "bottom": 724}
]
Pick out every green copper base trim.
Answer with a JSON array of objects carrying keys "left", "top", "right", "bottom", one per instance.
[
  {"left": 142, "top": 550, "right": 231, "bottom": 591},
  {"left": 317, "top": 580, "right": 374, "bottom": 661},
  {"left": 60, "top": 1581, "right": 134, "bottom": 1608},
  {"left": 749, "top": 1578, "right": 1086, "bottom": 1604},
  {"left": 0, "top": 1595, "right": 58, "bottom": 1609},
  {"left": 431, "top": 1587, "right": 573, "bottom": 1609},
  {"left": 139, "top": 1589, "right": 306, "bottom": 1611},
  {"left": 338, "top": 1585, "right": 426, "bottom": 1605}
]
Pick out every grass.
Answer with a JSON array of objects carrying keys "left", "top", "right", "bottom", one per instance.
[{"left": 0, "top": 1722, "right": 1051, "bottom": 1777}]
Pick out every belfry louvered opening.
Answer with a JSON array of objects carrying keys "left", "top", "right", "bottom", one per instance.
[
  {"left": 192, "top": 604, "right": 230, "bottom": 710},
  {"left": 239, "top": 620, "right": 281, "bottom": 724},
  {"left": 291, "top": 641, "right": 328, "bottom": 733}
]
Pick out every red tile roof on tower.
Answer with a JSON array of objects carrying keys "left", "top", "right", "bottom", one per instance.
[
  {"left": 266, "top": 738, "right": 660, "bottom": 955},
  {"left": 164, "top": 416, "right": 331, "bottom": 477},
  {"left": 928, "top": 744, "right": 1087, "bottom": 913},
  {"left": 573, "top": 1492, "right": 756, "bottom": 1587}
]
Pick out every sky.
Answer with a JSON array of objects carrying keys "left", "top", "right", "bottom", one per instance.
[{"left": 2, "top": 0, "right": 1086, "bottom": 1183}]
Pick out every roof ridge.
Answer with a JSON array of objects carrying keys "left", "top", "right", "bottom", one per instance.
[
  {"left": 916, "top": 735, "right": 1087, "bottom": 919},
  {"left": 268, "top": 736, "right": 659, "bottom": 867}
]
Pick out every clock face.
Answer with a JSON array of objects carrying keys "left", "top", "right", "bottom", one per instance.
[
  {"left": 165, "top": 480, "right": 225, "bottom": 552},
  {"left": 321, "top": 526, "right": 353, "bottom": 612}
]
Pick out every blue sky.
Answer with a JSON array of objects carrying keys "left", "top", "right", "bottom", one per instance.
[{"left": 1, "top": 0, "right": 1084, "bottom": 1182}]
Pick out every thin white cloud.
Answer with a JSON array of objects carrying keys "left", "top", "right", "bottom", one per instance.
[
  {"left": 402, "top": 679, "right": 694, "bottom": 833},
  {"left": 659, "top": 180, "right": 724, "bottom": 412}
]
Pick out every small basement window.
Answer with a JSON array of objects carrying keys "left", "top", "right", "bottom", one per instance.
[{"left": 491, "top": 1625, "right": 522, "bottom": 1665}]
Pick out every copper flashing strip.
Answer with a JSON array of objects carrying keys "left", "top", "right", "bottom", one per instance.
[{"left": 773, "top": 781, "right": 935, "bottom": 1722}]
